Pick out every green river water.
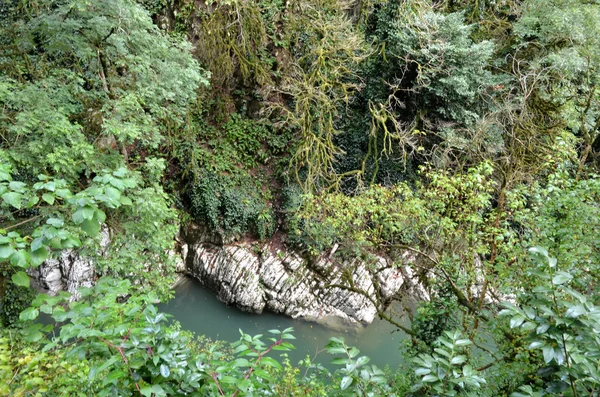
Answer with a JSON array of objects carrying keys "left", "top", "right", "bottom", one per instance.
[{"left": 160, "top": 277, "right": 411, "bottom": 370}]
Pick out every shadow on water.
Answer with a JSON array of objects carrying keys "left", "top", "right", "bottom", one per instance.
[{"left": 159, "top": 277, "right": 411, "bottom": 370}]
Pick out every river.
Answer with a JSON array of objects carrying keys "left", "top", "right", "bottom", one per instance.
[{"left": 160, "top": 277, "right": 412, "bottom": 370}]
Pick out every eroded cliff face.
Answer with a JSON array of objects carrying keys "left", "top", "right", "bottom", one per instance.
[
  {"left": 181, "top": 224, "right": 427, "bottom": 327},
  {"left": 29, "top": 223, "right": 431, "bottom": 327}
]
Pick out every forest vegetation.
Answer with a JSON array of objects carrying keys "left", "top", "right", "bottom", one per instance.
[{"left": 1, "top": 0, "right": 600, "bottom": 395}]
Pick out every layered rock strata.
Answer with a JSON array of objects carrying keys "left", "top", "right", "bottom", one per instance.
[{"left": 182, "top": 225, "right": 421, "bottom": 326}]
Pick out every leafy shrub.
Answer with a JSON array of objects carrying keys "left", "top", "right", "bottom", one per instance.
[
  {"left": 0, "top": 265, "right": 35, "bottom": 327},
  {"left": 187, "top": 173, "right": 274, "bottom": 240}
]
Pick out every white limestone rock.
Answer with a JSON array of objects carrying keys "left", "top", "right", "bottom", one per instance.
[{"left": 183, "top": 238, "right": 411, "bottom": 326}]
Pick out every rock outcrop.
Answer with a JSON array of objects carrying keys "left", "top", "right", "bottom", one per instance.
[
  {"left": 29, "top": 229, "right": 110, "bottom": 299},
  {"left": 182, "top": 225, "right": 423, "bottom": 327},
  {"left": 29, "top": 222, "right": 431, "bottom": 327}
]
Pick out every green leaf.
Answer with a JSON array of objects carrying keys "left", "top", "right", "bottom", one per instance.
[
  {"left": 552, "top": 271, "right": 572, "bottom": 285},
  {"left": 543, "top": 346, "right": 554, "bottom": 364},
  {"left": 528, "top": 341, "right": 544, "bottom": 349},
  {"left": 451, "top": 355, "right": 467, "bottom": 365},
  {"left": 113, "top": 167, "right": 128, "bottom": 177},
  {"left": 91, "top": 356, "right": 120, "bottom": 378},
  {"left": 0, "top": 244, "right": 15, "bottom": 259},
  {"left": 2, "top": 192, "right": 22, "bottom": 209},
  {"left": 72, "top": 209, "right": 85, "bottom": 224},
  {"left": 510, "top": 315, "right": 525, "bottom": 328},
  {"left": 220, "top": 376, "right": 238, "bottom": 384},
  {"left": 12, "top": 271, "right": 30, "bottom": 288},
  {"left": 105, "top": 369, "right": 126, "bottom": 384},
  {"left": 422, "top": 374, "right": 438, "bottom": 383},
  {"left": 565, "top": 305, "right": 586, "bottom": 318},
  {"left": 27, "top": 196, "right": 39, "bottom": 208},
  {"left": 536, "top": 323, "right": 550, "bottom": 334},
  {"left": 140, "top": 385, "right": 165, "bottom": 397},
  {"left": 105, "top": 186, "right": 121, "bottom": 201},
  {"left": 9, "top": 181, "right": 26, "bottom": 191},
  {"left": 340, "top": 376, "right": 353, "bottom": 390},
  {"left": 529, "top": 246, "right": 549, "bottom": 258},
  {"left": 42, "top": 193, "right": 55, "bottom": 205},
  {"left": 30, "top": 248, "right": 48, "bottom": 267},
  {"left": 55, "top": 188, "right": 72, "bottom": 199},
  {"left": 261, "top": 356, "right": 283, "bottom": 370},
  {"left": 81, "top": 218, "right": 101, "bottom": 237},
  {"left": 455, "top": 339, "right": 472, "bottom": 346},
  {"left": 19, "top": 307, "right": 39, "bottom": 322},
  {"left": 31, "top": 237, "right": 44, "bottom": 251},
  {"left": 159, "top": 364, "right": 170, "bottom": 378},
  {"left": 355, "top": 356, "right": 370, "bottom": 367},
  {"left": 119, "top": 196, "right": 133, "bottom": 206},
  {"left": 46, "top": 217, "right": 63, "bottom": 227},
  {"left": 253, "top": 369, "right": 273, "bottom": 380},
  {"left": 24, "top": 329, "right": 43, "bottom": 342},
  {"left": 10, "top": 250, "right": 30, "bottom": 268}
]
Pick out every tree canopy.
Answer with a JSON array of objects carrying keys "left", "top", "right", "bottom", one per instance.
[{"left": 2, "top": 0, "right": 600, "bottom": 396}]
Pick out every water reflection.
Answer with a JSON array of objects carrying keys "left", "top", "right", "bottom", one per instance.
[{"left": 160, "top": 277, "right": 410, "bottom": 369}]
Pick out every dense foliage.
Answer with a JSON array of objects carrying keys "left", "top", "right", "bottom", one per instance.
[{"left": 2, "top": 0, "right": 600, "bottom": 396}]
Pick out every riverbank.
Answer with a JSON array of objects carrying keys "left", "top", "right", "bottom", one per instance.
[{"left": 160, "top": 276, "right": 412, "bottom": 370}]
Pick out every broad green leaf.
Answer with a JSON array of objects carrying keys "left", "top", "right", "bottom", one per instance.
[
  {"left": 261, "top": 356, "right": 283, "bottom": 370},
  {"left": 422, "top": 374, "right": 438, "bottom": 382},
  {"left": 141, "top": 385, "right": 165, "bottom": 397},
  {"left": 159, "top": 364, "right": 170, "bottom": 378},
  {"left": 451, "top": 355, "right": 467, "bottom": 365},
  {"left": 81, "top": 218, "right": 101, "bottom": 237},
  {"left": 30, "top": 247, "right": 48, "bottom": 267},
  {"left": 105, "top": 186, "right": 121, "bottom": 200},
  {"left": 105, "top": 369, "right": 126, "bottom": 384},
  {"left": 27, "top": 196, "right": 39, "bottom": 208},
  {"left": 0, "top": 244, "right": 14, "bottom": 259},
  {"left": 119, "top": 196, "right": 133, "bottom": 206},
  {"left": 12, "top": 271, "right": 30, "bottom": 287},
  {"left": 348, "top": 347, "right": 360, "bottom": 358},
  {"left": 46, "top": 217, "right": 63, "bottom": 227},
  {"left": 8, "top": 181, "right": 26, "bottom": 191},
  {"left": 10, "top": 250, "right": 30, "bottom": 268},
  {"left": 20, "top": 307, "right": 39, "bottom": 321},
  {"left": 565, "top": 305, "right": 586, "bottom": 318},
  {"left": 0, "top": 170, "right": 11, "bottom": 181},
  {"left": 543, "top": 346, "right": 555, "bottom": 364},
  {"left": 340, "top": 376, "right": 353, "bottom": 390},
  {"left": 529, "top": 246, "right": 549, "bottom": 258},
  {"left": 24, "top": 329, "right": 43, "bottom": 342},
  {"left": 529, "top": 341, "right": 544, "bottom": 349},
  {"left": 510, "top": 315, "right": 525, "bottom": 328},
  {"left": 113, "top": 167, "right": 128, "bottom": 177},
  {"left": 42, "top": 193, "right": 55, "bottom": 205},
  {"left": 219, "top": 376, "right": 237, "bottom": 384},
  {"left": 55, "top": 188, "right": 71, "bottom": 199},
  {"left": 355, "top": 356, "right": 370, "bottom": 367},
  {"left": 2, "top": 192, "right": 22, "bottom": 209},
  {"left": 455, "top": 339, "right": 472, "bottom": 346},
  {"left": 552, "top": 271, "right": 572, "bottom": 285}
]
